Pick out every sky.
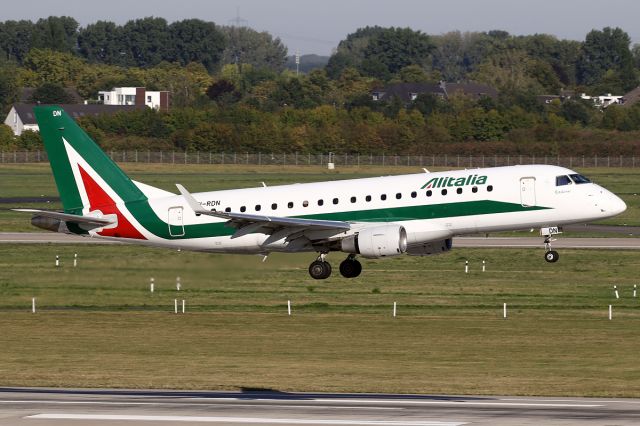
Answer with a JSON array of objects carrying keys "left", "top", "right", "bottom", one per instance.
[{"left": 4, "top": 0, "right": 640, "bottom": 56}]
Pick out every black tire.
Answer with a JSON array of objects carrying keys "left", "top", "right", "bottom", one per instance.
[
  {"left": 544, "top": 250, "right": 559, "bottom": 263},
  {"left": 309, "top": 260, "right": 331, "bottom": 279},
  {"left": 339, "top": 258, "right": 362, "bottom": 278}
]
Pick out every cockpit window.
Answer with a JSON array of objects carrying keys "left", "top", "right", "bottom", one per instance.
[
  {"left": 556, "top": 175, "right": 572, "bottom": 186},
  {"left": 569, "top": 174, "right": 591, "bottom": 184}
]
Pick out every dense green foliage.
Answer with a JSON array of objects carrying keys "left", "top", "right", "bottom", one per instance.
[{"left": 0, "top": 18, "right": 639, "bottom": 155}]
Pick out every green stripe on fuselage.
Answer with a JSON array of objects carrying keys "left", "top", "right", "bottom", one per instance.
[{"left": 125, "top": 199, "right": 549, "bottom": 240}]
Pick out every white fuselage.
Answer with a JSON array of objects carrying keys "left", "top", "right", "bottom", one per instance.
[{"left": 93, "top": 165, "right": 627, "bottom": 254}]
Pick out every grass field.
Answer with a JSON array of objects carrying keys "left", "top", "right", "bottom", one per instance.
[
  {"left": 0, "top": 163, "right": 638, "bottom": 231},
  {"left": 1, "top": 162, "right": 639, "bottom": 395},
  {"left": 0, "top": 243, "right": 639, "bottom": 396}
]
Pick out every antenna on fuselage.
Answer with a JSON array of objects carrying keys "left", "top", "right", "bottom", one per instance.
[{"left": 422, "top": 168, "right": 430, "bottom": 173}]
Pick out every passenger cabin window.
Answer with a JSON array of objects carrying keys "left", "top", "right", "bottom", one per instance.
[
  {"left": 365, "top": 195, "right": 372, "bottom": 202},
  {"left": 318, "top": 199, "right": 324, "bottom": 206},
  {"left": 381, "top": 194, "right": 387, "bottom": 201},
  {"left": 487, "top": 185, "right": 493, "bottom": 192},
  {"left": 396, "top": 193, "right": 402, "bottom": 199},
  {"left": 472, "top": 186, "right": 478, "bottom": 193},
  {"left": 255, "top": 205, "right": 261, "bottom": 211},
  {"left": 225, "top": 207, "right": 231, "bottom": 213},
  {"left": 288, "top": 202, "right": 294, "bottom": 208},
  {"left": 240, "top": 206, "right": 246, "bottom": 212},
  {"left": 271, "top": 203, "right": 277, "bottom": 210},
  {"left": 350, "top": 196, "right": 356, "bottom": 203},
  {"left": 441, "top": 189, "right": 447, "bottom": 195},
  {"left": 456, "top": 188, "right": 463, "bottom": 194},
  {"left": 303, "top": 200, "right": 309, "bottom": 207},
  {"left": 411, "top": 191, "right": 417, "bottom": 198},
  {"left": 556, "top": 175, "right": 572, "bottom": 186},
  {"left": 333, "top": 198, "right": 339, "bottom": 205},
  {"left": 569, "top": 174, "right": 591, "bottom": 184}
]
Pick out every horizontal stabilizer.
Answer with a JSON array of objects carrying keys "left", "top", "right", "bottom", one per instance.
[{"left": 12, "top": 209, "right": 116, "bottom": 226}]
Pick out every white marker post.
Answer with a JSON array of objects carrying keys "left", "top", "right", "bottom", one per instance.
[
  {"left": 614, "top": 285, "right": 619, "bottom": 299},
  {"left": 634, "top": 284, "right": 637, "bottom": 298},
  {"left": 73, "top": 253, "right": 77, "bottom": 268},
  {"left": 176, "top": 276, "right": 181, "bottom": 291},
  {"left": 503, "top": 303, "right": 507, "bottom": 319},
  {"left": 174, "top": 299, "right": 178, "bottom": 314},
  {"left": 287, "top": 300, "right": 291, "bottom": 316},
  {"left": 465, "top": 260, "right": 469, "bottom": 274},
  {"left": 393, "top": 302, "right": 397, "bottom": 317},
  {"left": 609, "top": 305, "right": 612, "bottom": 320},
  {"left": 182, "top": 300, "right": 185, "bottom": 314},
  {"left": 482, "top": 260, "right": 486, "bottom": 272},
  {"left": 150, "top": 278, "right": 155, "bottom": 293},
  {"left": 55, "top": 255, "right": 59, "bottom": 267},
  {"left": 32, "top": 297, "right": 36, "bottom": 313}
]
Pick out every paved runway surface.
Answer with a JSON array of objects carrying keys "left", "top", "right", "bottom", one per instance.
[
  {"left": 0, "top": 388, "right": 638, "bottom": 425},
  {"left": 1, "top": 232, "right": 640, "bottom": 250}
]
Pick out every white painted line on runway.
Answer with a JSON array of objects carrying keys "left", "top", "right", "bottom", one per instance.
[
  {"left": 0, "top": 400, "right": 397, "bottom": 410},
  {"left": 311, "top": 399, "right": 603, "bottom": 408},
  {"left": 26, "top": 414, "right": 466, "bottom": 425},
  {"left": 500, "top": 398, "right": 640, "bottom": 404}
]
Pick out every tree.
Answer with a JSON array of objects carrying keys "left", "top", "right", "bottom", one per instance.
[
  {"left": 0, "top": 62, "right": 18, "bottom": 109},
  {"left": 120, "top": 17, "right": 172, "bottom": 68},
  {"left": 29, "top": 82, "right": 75, "bottom": 104},
  {"left": 19, "top": 48, "right": 86, "bottom": 86},
  {"left": 31, "top": 16, "right": 79, "bottom": 53},
  {"left": 78, "top": 21, "right": 126, "bottom": 65},
  {"left": 168, "top": 19, "right": 225, "bottom": 72},
  {"left": 221, "top": 26, "right": 288, "bottom": 72},
  {"left": 577, "top": 27, "right": 638, "bottom": 92}
]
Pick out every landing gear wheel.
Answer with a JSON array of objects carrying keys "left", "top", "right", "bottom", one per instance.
[
  {"left": 339, "top": 258, "right": 362, "bottom": 278},
  {"left": 309, "top": 260, "right": 332, "bottom": 279},
  {"left": 544, "top": 250, "right": 559, "bottom": 263}
]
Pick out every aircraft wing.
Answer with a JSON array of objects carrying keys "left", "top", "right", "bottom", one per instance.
[
  {"left": 12, "top": 209, "right": 116, "bottom": 226},
  {"left": 176, "top": 184, "right": 351, "bottom": 239}
]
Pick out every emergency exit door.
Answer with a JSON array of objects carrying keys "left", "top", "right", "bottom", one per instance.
[
  {"left": 520, "top": 177, "right": 536, "bottom": 207},
  {"left": 168, "top": 207, "right": 185, "bottom": 236}
]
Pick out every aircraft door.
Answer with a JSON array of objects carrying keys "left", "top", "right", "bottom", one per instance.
[
  {"left": 168, "top": 206, "right": 185, "bottom": 237},
  {"left": 520, "top": 177, "right": 536, "bottom": 207}
]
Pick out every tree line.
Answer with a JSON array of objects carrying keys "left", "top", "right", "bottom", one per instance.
[{"left": 1, "top": 18, "right": 640, "bottom": 155}]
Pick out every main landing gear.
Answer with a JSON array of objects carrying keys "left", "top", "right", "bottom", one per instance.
[
  {"left": 308, "top": 253, "right": 362, "bottom": 279},
  {"left": 541, "top": 227, "right": 562, "bottom": 263}
]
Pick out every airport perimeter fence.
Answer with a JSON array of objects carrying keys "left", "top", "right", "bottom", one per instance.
[{"left": 2, "top": 150, "right": 640, "bottom": 168}]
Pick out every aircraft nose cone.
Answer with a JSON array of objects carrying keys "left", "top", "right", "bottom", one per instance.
[{"left": 611, "top": 194, "right": 627, "bottom": 216}]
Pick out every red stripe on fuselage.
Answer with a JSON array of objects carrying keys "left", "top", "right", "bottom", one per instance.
[{"left": 78, "top": 166, "right": 146, "bottom": 240}]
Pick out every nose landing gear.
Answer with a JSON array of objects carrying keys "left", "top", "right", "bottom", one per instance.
[{"left": 541, "top": 227, "right": 562, "bottom": 263}]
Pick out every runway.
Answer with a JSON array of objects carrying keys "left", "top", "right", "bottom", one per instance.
[
  {"left": 1, "top": 232, "right": 640, "bottom": 250},
  {"left": 0, "top": 388, "right": 638, "bottom": 425}
]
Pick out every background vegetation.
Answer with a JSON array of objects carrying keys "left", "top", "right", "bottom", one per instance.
[{"left": 1, "top": 17, "right": 640, "bottom": 154}]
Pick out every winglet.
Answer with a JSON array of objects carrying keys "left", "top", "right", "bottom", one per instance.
[{"left": 176, "top": 184, "right": 207, "bottom": 215}]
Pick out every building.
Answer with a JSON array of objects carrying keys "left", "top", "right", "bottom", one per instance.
[
  {"left": 372, "top": 81, "right": 498, "bottom": 104},
  {"left": 98, "top": 87, "right": 169, "bottom": 111},
  {"left": 4, "top": 104, "right": 143, "bottom": 136},
  {"left": 580, "top": 93, "right": 624, "bottom": 108}
]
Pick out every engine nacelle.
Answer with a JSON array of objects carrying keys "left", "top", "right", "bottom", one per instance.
[
  {"left": 341, "top": 225, "right": 407, "bottom": 258},
  {"left": 406, "top": 238, "right": 453, "bottom": 256},
  {"left": 31, "top": 215, "right": 64, "bottom": 233}
]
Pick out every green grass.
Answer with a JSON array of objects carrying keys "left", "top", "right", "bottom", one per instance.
[
  {"left": 0, "top": 243, "right": 639, "bottom": 395},
  {"left": 0, "top": 163, "right": 637, "bottom": 232}
]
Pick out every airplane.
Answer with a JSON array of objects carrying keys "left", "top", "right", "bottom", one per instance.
[{"left": 16, "top": 105, "right": 627, "bottom": 279}]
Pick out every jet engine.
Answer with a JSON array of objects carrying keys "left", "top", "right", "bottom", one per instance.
[{"left": 341, "top": 225, "right": 407, "bottom": 258}]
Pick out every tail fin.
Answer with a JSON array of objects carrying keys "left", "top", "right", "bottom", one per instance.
[{"left": 34, "top": 106, "right": 147, "bottom": 214}]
